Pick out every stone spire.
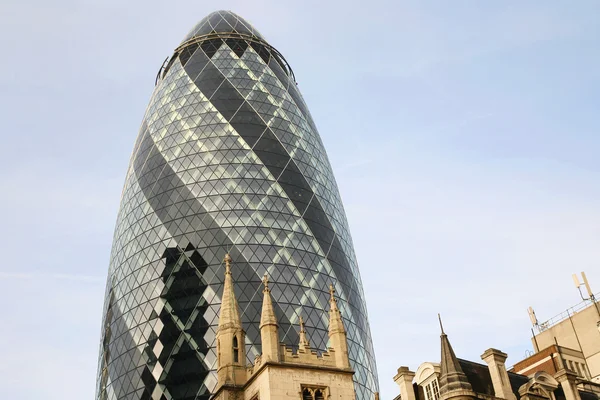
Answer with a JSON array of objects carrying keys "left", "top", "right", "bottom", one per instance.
[
  {"left": 438, "top": 315, "right": 474, "bottom": 400},
  {"left": 328, "top": 284, "right": 345, "bottom": 334},
  {"left": 216, "top": 254, "right": 246, "bottom": 387},
  {"left": 218, "top": 254, "right": 242, "bottom": 331},
  {"left": 328, "top": 284, "right": 350, "bottom": 369},
  {"left": 298, "top": 315, "right": 311, "bottom": 351},
  {"left": 260, "top": 274, "right": 280, "bottom": 362}
]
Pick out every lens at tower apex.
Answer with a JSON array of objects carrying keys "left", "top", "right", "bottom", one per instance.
[{"left": 96, "top": 10, "right": 378, "bottom": 400}]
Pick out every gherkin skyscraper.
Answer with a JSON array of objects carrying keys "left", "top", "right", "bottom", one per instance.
[{"left": 97, "top": 10, "right": 378, "bottom": 400}]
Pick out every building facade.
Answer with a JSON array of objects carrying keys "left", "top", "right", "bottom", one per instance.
[
  {"left": 527, "top": 297, "right": 600, "bottom": 383},
  {"left": 96, "top": 10, "right": 378, "bottom": 400},
  {"left": 392, "top": 321, "right": 599, "bottom": 400},
  {"left": 512, "top": 345, "right": 593, "bottom": 383}
]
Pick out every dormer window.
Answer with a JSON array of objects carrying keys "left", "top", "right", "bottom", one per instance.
[
  {"left": 415, "top": 362, "right": 441, "bottom": 400},
  {"left": 425, "top": 379, "right": 440, "bottom": 400}
]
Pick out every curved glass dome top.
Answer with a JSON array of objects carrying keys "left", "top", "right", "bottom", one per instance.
[
  {"left": 173, "top": 10, "right": 294, "bottom": 82},
  {"left": 181, "top": 10, "right": 265, "bottom": 44}
]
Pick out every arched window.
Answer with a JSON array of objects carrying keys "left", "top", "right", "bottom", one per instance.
[
  {"left": 315, "top": 389, "right": 325, "bottom": 400},
  {"left": 302, "top": 388, "right": 313, "bottom": 400},
  {"left": 233, "top": 336, "right": 239, "bottom": 363}
]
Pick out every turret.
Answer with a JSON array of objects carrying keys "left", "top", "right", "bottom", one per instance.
[
  {"left": 438, "top": 315, "right": 475, "bottom": 400},
  {"left": 216, "top": 254, "right": 247, "bottom": 387},
  {"left": 328, "top": 284, "right": 351, "bottom": 369},
  {"left": 259, "top": 274, "right": 279, "bottom": 363}
]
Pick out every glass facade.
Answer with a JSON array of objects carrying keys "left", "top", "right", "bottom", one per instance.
[{"left": 96, "top": 10, "right": 378, "bottom": 400}]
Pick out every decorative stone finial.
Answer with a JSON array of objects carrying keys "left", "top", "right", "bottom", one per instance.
[
  {"left": 329, "top": 283, "right": 339, "bottom": 312},
  {"left": 327, "top": 282, "right": 350, "bottom": 369},
  {"left": 299, "top": 315, "right": 310, "bottom": 349},
  {"left": 216, "top": 251, "right": 245, "bottom": 387},
  {"left": 438, "top": 313, "right": 445, "bottom": 335},
  {"left": 260, "top": 272, "right": 279, "bottom": 361},
  {"left": 260, "top": 273, "right": 278, "bottom": 329},
  {"left": 224, "top": 253, "right": 232, "bottom": 274},
  {"left": 218, "top": 253, "right": 241, "bottom": 331}
]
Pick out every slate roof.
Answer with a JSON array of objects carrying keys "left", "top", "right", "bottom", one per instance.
[{"left": 455, "top": 358, "right": 597, "bottom": 400}]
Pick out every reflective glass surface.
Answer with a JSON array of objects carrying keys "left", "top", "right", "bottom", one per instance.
[{"left": 96, "top": 10, "right": 379, "bottom": 400}]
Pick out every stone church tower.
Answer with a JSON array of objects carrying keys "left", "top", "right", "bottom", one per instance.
[{"left": 212, "top": 255, "right": 359, "bottom": 400}]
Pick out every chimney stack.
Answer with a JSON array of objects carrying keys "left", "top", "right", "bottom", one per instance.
[
  {"left": 393, "top": 367, "right": 416, "bottom": 400},
  {"left": 480, "top": 349, "right": 516, "bottom": 400}
]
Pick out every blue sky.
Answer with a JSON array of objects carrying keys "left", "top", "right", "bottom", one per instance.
[{"left": 1, "top": 1, "right": 599, "bottom": 399}]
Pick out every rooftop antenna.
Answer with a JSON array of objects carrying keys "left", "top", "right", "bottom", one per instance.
[
  {"left": 528, "top": 306, "right": 541, "bottom": 349},
  {"left": 573, "top": 272, "right": 595, "bottom": 302},
  {"left": 573, "top": 272, "right": 600, "bottom": 323},
  {"left": 528, "top": 306, "right": 539, "bottom": 327}
]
